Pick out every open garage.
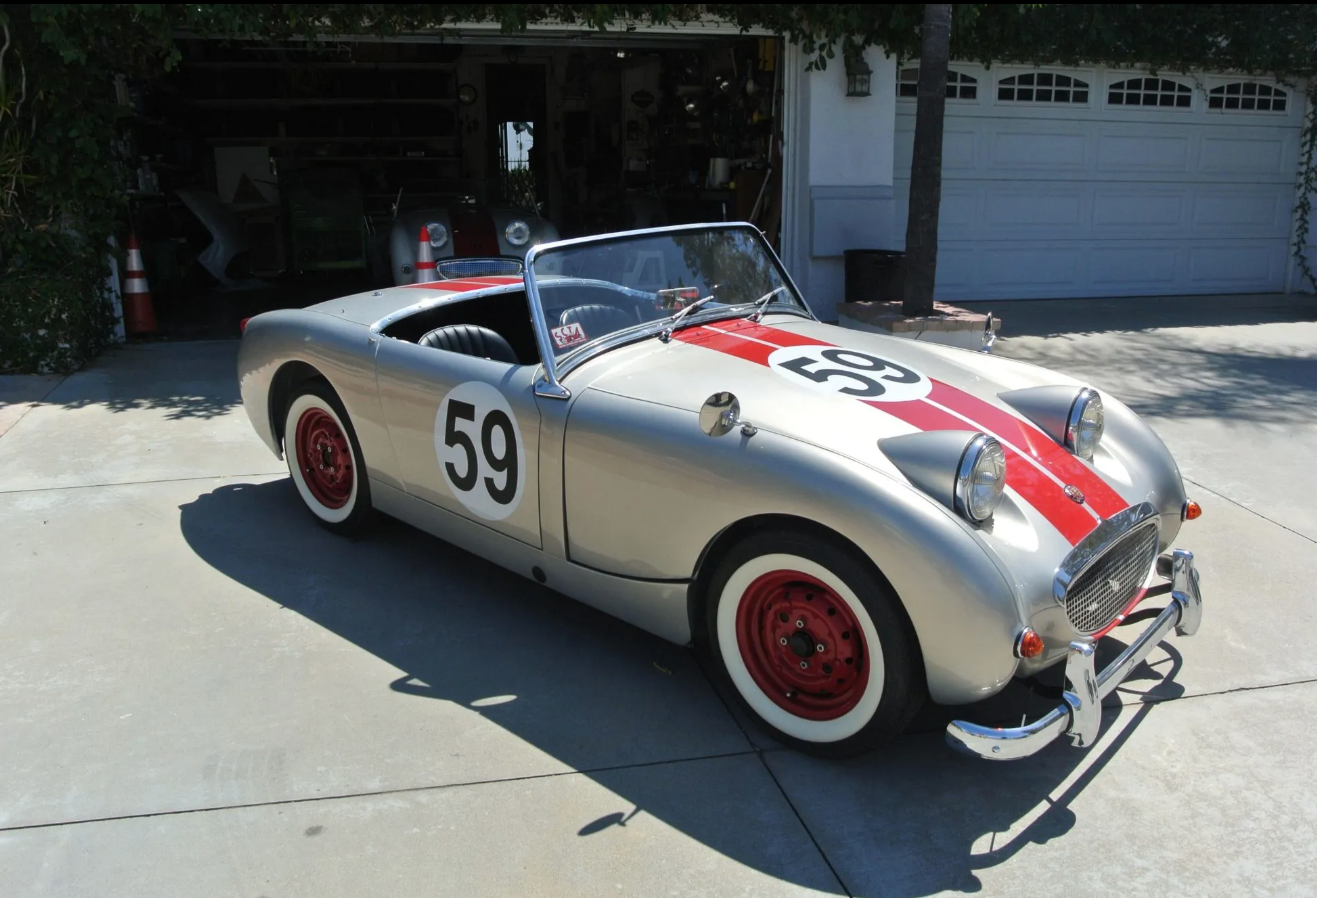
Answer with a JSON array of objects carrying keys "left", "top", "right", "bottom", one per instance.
[{"left": 121, "top": 27, "right": 785, "bottom": 335}]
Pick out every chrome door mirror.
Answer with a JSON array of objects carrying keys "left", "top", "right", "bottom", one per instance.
[{"left": 699, "top": 392, "right": 741, "bottom": 437}]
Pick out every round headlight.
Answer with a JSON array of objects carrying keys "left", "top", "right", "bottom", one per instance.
[
  {"left": 426, "top": 222, "right": 449, "bottom": 249},
  {"left": 1066, "top": 388, "right": 1104, "bottom": 460},
  {"left": 504, "top": 220, "right": 531, "bottom": 246},
  {"left": 956, "top": 435, "right": 1007, "bottom": 524}
]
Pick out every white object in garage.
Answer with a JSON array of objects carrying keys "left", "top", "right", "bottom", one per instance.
[
  {"left": 894, "top": 65, "right": 1306, "bottom": 300},
  {"left": 214, "top": 147, "right": 279, "bottom": 210}
]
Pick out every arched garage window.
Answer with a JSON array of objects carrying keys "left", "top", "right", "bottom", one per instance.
[
  {"left": 1108, "top": 77, "right": 1192, "bottom": 108},
  {"left": 897, "top": 67, "right": 977, "bottom": 99},
  {"left": 997, "top": 72, "right": 1089, "bottom": 104},
  {"left": 1208, "top": 82, "right": 1287, "bottom": 112}
]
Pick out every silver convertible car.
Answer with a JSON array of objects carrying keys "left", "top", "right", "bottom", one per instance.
[{"left": 238, "top": 224, "right": 1203, "bottom": 760}]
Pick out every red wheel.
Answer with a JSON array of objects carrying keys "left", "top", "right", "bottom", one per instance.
[
  {"left": 735, "top": 570, "right": 870, "bottom": 721},
  {"left": 294, "top": 407, "right": 354, "bottom": 510},
  {"left": 704, "top": 531, "right": 922, "bottom": 755},
  {"left": 283, "top": 383, "right": 372, "bottom": 534}
]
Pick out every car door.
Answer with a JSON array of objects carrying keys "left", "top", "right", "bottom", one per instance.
[{"left": 373, "top": 337, "right": 541, "bottom": 548}]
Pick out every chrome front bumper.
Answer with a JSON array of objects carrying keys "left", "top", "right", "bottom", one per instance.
[{"left": 946, "top": 549, "right": 1203, "bottom": 761}]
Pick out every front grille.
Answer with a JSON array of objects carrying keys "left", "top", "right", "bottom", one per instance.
[
  {"left": 1062, "top": 523, "right": 1160, "bottom": 634},
  {"left": 437, "top": 258, "right": 523, "bottom": 279}
]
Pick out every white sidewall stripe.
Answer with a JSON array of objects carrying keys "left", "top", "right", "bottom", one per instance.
[{"left": 716, "top": 553, "right": 885, "bottom": 743}]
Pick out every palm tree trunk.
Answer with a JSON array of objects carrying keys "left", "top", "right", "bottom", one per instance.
[{"left": 901, "top": 3, "right": 953, "bottom": 317}]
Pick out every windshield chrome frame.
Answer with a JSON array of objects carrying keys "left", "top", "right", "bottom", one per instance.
[{"left": 522, "top": 222, "right": 813, "bottom": 399}]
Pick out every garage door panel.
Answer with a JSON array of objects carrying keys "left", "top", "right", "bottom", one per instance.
[
  {"left": 1097, "top": 134, "right": 1190, "bottom": 172},
  {"left": 1089, "top": 247, "right": 1179, "bottom": 288},
  {"left": 1188, "top": 243, "right": 1285, "bottom": 287},
  {"left": 988, "top": 128, "right": 1091, "bottom": 171},
  {"left": 1191, "top": 189, "right": 1291, "bottom": 233},
  {"left": 1198, "top": 137, "right": 1288, "bottom": 175},
  {"left": 929, "top": 247, "right": 978, "bottom": 291},
  {"left": 982, "top": 247, "right": 1082, "bottom": 288},
  {"left": 1092, "top": 189, "right": 1186, "bottom": 229},
  {"left": 985, "top": 188, "right": 1084, "bottom": 228},
  {"left": 894, "top": 122, "right": 977, "bottom": 172}
]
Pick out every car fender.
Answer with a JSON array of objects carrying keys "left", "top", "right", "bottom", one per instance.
[
  {"left": 238, "top": 310, "right": 401, "bottom": 490},
  {"left": 561, "top": 388, "right": 1023, "bottom": 705}
]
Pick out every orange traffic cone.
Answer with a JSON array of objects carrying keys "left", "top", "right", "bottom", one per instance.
[
  {"left": 415, "top": 225, "right": 437, "bottom": 284},
  {"left": 122, "top": 233, "right": 158, "bottom": 334}
]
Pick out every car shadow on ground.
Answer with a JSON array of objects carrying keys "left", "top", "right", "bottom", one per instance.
[{"left": 179, "top": 478, "right": 1179, "bottom": 897}]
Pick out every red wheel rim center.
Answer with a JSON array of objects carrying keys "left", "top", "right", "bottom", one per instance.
[
  {"left": 735, "top": 570, "right": 868, "bottom": 721},
  {"left": 294, "top": 408, "right": 353, "bottom": 509}
]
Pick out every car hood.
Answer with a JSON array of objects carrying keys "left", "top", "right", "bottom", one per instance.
[
  {"left": 581, "top": 314, "right": 1083, "bottom": 460},
  {"left": 577, "top": 313, "right": 1183, "bottom": 555}
]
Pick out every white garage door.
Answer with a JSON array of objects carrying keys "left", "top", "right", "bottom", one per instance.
[{"left": 894, "top": 64, "right": 1306, "bottom": 300}]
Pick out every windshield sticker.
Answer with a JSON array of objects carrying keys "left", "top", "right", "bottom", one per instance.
[
  {"left": 551, "top": 322, "right": 588, "bottom": 349},
  {"left": 766, "top": 345, "right": 933, "bottom": 403}
]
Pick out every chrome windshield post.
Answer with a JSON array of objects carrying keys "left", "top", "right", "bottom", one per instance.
[{"left": 523, "top": 245, "right": 570, "bottom": 400}]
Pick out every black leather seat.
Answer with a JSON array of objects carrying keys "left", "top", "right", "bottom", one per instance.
[
  {"left": 559, "top": 304, "right": 636, "bottom": 338},
  {"left": 418, "top": 324, "right": 519, "bottom": 364}
]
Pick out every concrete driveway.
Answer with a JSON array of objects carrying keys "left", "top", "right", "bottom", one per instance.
[{"left": 2, "top": 293, "right": 1315, "bottom": 897}]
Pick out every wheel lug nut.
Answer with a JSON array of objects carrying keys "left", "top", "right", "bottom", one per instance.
[
  {"left": 779, "top": 637, "right": 788, "bottom": 646},
  {"left": 795, "top": 620, "right": 804, "bottom": 628},
  {"left": 799, "top": 661, "right": 809, "bottom": 669},
  {"left": 816, "top": 643, "right": 825, "bottom": 653}
]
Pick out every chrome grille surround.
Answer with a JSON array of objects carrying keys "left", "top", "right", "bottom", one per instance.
[
  {"left": 1053, "top": 502, "right": 1161, "bottom": 635},
  {"left": 437, "top": 258, "right": 524, "bottom": 279},
  {"left": 1063, "top": 523, "right": 1159, "bottom": 633}
]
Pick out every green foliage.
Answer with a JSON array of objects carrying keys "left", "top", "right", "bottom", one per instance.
[
  {"left": 2, "top": 5, "right": 1315, "bottom": 374},
  {"left": 0, "top": 272, "right": 118, "bottom": 374}
]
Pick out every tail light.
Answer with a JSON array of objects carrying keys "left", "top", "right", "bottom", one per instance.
[{"left": 239, "top": 317, "right": 251, "bottom": 334}]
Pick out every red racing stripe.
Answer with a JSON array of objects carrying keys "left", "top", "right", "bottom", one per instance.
[
  {"left": 873, "top": 397, "right": 1100, "bottom": 544},
  {"left": 673, "top": 327, "right": 775, "bottom": 363},
  {"left": 682, "top": 319, "right": 1122, "bottom": 544},
  {"left": 926, "top": 382, "right": 1127, "bottom": 518},
  {"left": 405, "top": 276, "right": 522, "bottom": 293}
]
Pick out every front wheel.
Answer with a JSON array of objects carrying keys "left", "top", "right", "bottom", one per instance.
[
  {"left": 703, "top": 531, "right": 923, "bottom": 756},
  {"left": 283, "top": 382, "right": 373, "bottom": 535}
]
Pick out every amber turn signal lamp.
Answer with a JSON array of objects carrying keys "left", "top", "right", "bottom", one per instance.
[
  {"left": 1184, "top": 500, "right": 1202, "bottom": 521},
  {"left": 1015, "top": 628, "right": 1045, "bottom": 659}
]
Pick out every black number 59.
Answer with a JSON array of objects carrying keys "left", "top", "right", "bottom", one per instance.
[
  {"left": 778, "top": 349, "right": 922, "bottom": 398},
  {"left": 444, "top": 400, "right": 519, "bottom": 505}
]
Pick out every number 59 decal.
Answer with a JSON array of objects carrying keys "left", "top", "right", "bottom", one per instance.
[
  {"left": 435, "top": 381, "right": 525, "bottom": 520},
  {"left": 767, "top": 345, "right": 931, "bottom": 403}
]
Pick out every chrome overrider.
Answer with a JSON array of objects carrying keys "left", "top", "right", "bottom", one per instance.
[{"left": 945, "top": 548, "right": 1203, "bottom": 761}]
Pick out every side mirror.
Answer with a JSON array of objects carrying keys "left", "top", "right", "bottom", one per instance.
[{"left": 700, "top": 392, "right": 757, "bottom": 437}]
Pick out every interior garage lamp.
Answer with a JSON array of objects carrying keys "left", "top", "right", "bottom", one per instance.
[{"left": 845, "top": 51, "right": 872, "bottom": 97}]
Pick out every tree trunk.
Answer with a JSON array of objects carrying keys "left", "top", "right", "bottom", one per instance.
[{"left": 901, "top": 3, "right": 953, "bottom": 317}]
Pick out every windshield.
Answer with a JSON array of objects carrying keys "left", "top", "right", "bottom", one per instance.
[{"left": 528, "top": 226, "right": 807, "bottom": 358}]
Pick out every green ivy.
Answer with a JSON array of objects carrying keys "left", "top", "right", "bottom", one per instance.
[{"left": 2, "top": 4, "right": 1314, "bottom": 373}]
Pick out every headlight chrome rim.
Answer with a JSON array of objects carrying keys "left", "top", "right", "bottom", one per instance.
[
  {"left": 504, "top": 219, "right": 532, "bottom": 246},
  {"left": 955, "top": 434, "right": 1007, "bottom": 524},
  {"left": 1066, "top": 388, "right": 1104, "bottom": 460},
  {"left": 426, "top": 222, "right": 449, "bottom": 249}
]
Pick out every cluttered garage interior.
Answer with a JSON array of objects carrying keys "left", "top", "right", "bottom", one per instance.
[{"left": 121, "top": 27, "right": 786, "bottom": 336}]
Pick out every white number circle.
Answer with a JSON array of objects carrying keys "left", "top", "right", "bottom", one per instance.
[
  {"left": 767, "top": 345, "right": 932, "bottom": 403},
  {"left": 435, "top": 381, "right": 525, "bottom": 521}
]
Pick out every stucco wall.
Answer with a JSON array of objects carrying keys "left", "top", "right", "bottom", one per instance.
[{"left": 782, "top": 45, "right": 899, "bottom": 321}]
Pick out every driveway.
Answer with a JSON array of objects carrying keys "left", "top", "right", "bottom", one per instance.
[{"left": 2, "top": 293, "right": 1315, "bottom": 897}]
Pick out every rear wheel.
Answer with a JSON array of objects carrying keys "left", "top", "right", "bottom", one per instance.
[
  {"left": 283, "top": 383, "right": 372, "bottom": 535},
  {"left": 703, "top": 530, "right": 922, "bottom": 756}
]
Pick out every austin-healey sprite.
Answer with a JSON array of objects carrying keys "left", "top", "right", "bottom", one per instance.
[{"left": 238, "top": 223, "right": 1203, "bottom": 759}]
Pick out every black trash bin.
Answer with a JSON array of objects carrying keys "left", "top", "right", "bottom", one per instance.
[{"left": 844, "top": 249, "right": 905, "bottom": 304}]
